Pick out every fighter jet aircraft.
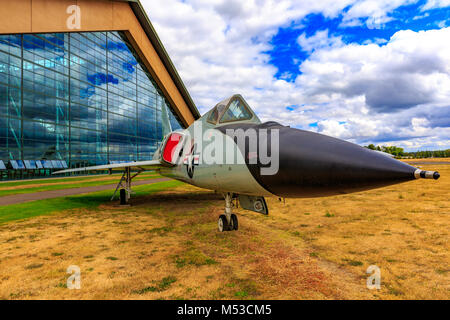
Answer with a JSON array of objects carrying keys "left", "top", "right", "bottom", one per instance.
[{"left": 54, "top": 94, "right": 440, "bottom": 232}]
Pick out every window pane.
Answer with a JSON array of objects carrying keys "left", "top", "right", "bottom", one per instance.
[{"left": 0, "top": 31, "right": 184, "bottom": 179}]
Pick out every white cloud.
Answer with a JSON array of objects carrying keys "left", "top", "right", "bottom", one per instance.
[
  {"left": 295, "top": 27, "right": 450, "bottom": 148},
  {"left": 317, "top": 120, "right": 350, "bottom": 138},
  {"left": 296, "top": 28, "right": 450, "bottom": 111},
  {"left": 297, "top": 30, "right": 344, "bottom": 53},
  {"left": 140, "top": 0, "right": 415, "bottom": 111},
  {"left": 421, "top": 0, "right": 450, "bottom": 11},
  {"left": 340, "top": 0, "right": 418, "bottom": 28},
  {"left": 140, "top": 0, "right": 449, "bottom": 150},
  {"left": 436, "top": 20, "right": 447, "bottom": 28}
]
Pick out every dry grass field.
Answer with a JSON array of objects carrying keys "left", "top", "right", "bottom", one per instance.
[{"left": 0, "top": 161, "right": 448, "bottom": 300}]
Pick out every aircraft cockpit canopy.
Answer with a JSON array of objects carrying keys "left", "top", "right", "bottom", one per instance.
[{"left": 206, "top": 94, "right": 260, "bottom": 125}]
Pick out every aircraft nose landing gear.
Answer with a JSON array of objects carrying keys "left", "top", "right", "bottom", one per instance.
[
  {"left": 218, "top": 213, "right": 238, "bottom": 232},
  {"left": 218, "top": 193, "right": 238, "bottom": 232}
]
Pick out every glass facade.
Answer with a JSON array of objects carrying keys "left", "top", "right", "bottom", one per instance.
[{"left": 0, "top": 31, "right": 183, "bottom": 179}]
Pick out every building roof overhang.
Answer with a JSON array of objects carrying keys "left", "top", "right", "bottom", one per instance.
[
  {"left": 124, "top": 0, "right": 200, "bottom": 120},
  {"left": 0, "top": 0, "right": 200, "bottom": 123}
]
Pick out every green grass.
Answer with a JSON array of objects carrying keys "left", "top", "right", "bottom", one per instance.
[
  {"left": 51, "top": 252, "right": 64, "bottom": 256},
  {"left": 173, "top": 247, "right": 218, "bottom": 268},
  {"left": 0, "top": 171, "right": 158, "bottom": 188},
  {"left": 324, "top": 211, "right": 335, "bottom": 217},
  {"left": 0, "top": 174, "right": 115, "bottom": 188},
  {"left": 158, "top": 276, "right": 177, "bottom": 291},
  {"left": 0, "top": 180, "right": 183, "bottom": 224},
  {"left": 132, "top": 286, "right": 158, "bottom": 294},
  {"left": 234, "top": 291, "right": 248, "bottom": 298},
  {"left": 106, "top": 256, "right": 118, "bottom": 261},
  {"left": 347, "top": 260, "right": 363, "bottom": 266},
  {"left": 132, "top": 276, "right": 177, "bottom": 294},
  {"left": 0, "top": 173, "right": 162, "bottom": 197}
]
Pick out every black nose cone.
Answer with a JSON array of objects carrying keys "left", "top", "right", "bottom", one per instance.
[
  {"left": 220, "top": 122, "right": 422, "bottom": 198},
  {"left": 257, "top": 126, "right": 419, "bottom": 197}
]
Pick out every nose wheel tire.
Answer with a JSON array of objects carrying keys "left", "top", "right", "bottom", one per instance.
[
  {"left": 219, "top": 193, "right": 239, "bottom": 232},
  {"left": 218, "top": 214, "right": 239, "bottom": 232},
  {"left": 230, "top": 214, "right": 238, "bottom": 231},
  {"left": 218, "top": 215, "right": 229, "bottom": 232}
]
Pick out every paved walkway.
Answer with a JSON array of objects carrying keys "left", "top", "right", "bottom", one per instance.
[{"left": 0, "top": 178, "right": 171, "bottom": 206}]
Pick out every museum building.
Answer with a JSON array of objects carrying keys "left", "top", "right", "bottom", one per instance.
[{"left": 0, "top": 0, "right": 199, "bottom": 179}]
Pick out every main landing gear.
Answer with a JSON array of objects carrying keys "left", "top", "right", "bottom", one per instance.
[
  {"left": 218, "top": 193, "right": 239, "bottom": 232},
  {"left": 111, "top": 167, "right": 143, "bottom": 205}
]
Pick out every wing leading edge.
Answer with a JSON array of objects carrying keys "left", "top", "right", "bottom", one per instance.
[{"left": 52, "top": 160, "right": 162, "bottom": 175}]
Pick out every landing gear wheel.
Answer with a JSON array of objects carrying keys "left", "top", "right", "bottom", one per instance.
[
  {"left": 230, "top": 214, "right": 238, "bottom": 231},
  {"left": 218, "top": 215, "right": 229, "bottom": 232}
]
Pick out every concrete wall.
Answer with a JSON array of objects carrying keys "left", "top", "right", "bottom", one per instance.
[{"left": 0, "top": 0, "right": 195, "bottom": 126}]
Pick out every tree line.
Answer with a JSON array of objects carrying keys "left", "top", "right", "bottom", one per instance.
[{"left": 364, "top": 144, "right": 450, "bottom": 158}]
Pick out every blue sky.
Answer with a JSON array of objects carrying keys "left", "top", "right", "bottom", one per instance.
[
  {"left": 268, "top": 1, "right": 450, "bottom": 82},
  {"left": 142, "top": 0, "right": 450, "bottom": 151}
]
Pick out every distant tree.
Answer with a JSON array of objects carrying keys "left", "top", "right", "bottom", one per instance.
[
  {"left": 404, "top": 149, "right": 450, "bottom": 158},
  {"left": 364, "top": 144, "right": 449, "bottom": 158}
]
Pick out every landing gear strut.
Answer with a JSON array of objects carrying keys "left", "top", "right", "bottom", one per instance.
[
  {"left": 218, "top": 193, "right": 238, "bottom": 232},
  {"left": 111, "top": 167, "right": 143, "bottom": 204}
]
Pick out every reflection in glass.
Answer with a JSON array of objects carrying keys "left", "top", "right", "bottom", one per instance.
[{"left": 0, "top": 31, "right": 184, "bottom": 179}]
